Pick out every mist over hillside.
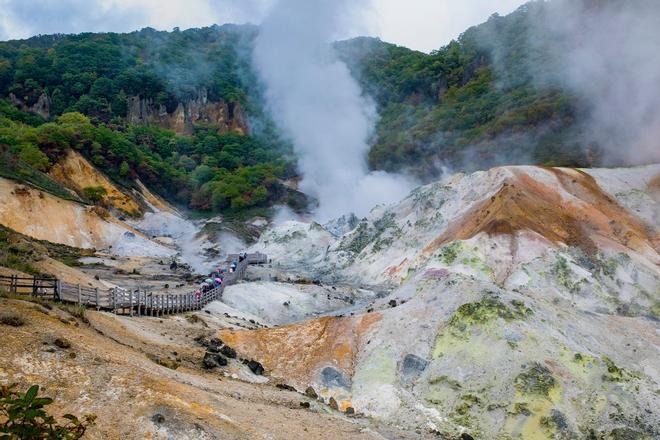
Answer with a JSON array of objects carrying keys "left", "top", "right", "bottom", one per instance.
[
  {"left": 0, "top": 0, "right": 659, "bottom": 217},
  {"left": 338, "top": 0, "right": 660, "bottom": 179}
]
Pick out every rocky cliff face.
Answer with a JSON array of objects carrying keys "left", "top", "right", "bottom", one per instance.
[
  {"left": 9, "top": 92, "right": 51, "bottom": 119},
  {"left": 238, "top": 164, "right": 660, "bottom": 438},
  {"left": 127, "top": 89, "right": 248, "bottom": 135}
]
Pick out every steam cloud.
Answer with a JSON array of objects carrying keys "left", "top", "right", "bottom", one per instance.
[
  {"left": 252, "top": 0, "right": 415, "bottom": 221},
  {"left": 531, "top": 0, "right": 660, "bottom": 164}
]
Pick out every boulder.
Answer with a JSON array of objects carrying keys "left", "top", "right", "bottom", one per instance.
[
  {"left": 400, "top": 354, "right": 429, "bottom": 383},
  {"left": 321, "top": 366, "right": 351, "bottom": 389},
  {"left": 244, "top": 359, "right": 264, "bottom": 375},
  {"left": 203, "top": 352, "right": 227, "bottom": 369},
  {"left": 220, "top": 345, "right": 237, "bottom": 359},
  {"left": 304, "top": 386, "right": 318, "bottom": 399},
  {"left": 54, "top": 337, "right": 71, "bottom": 349},
  {"left": 207, "top": 338, "right": 224, "bottom": 353},
  {"left": 275, "top": 383, "right": 296, "bottom": 392}
]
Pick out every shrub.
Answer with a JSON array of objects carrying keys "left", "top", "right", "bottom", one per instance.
[
  {"left": 0, "top": 384, "right": 96, "bottom": 439},
  {"left": 82, "top": 186, "right": 107, "bottom": 204},
  {"left": 0, "top": 312, "right": 24, "bottom": 327}
]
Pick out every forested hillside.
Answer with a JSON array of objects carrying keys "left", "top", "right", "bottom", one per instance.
[
  {"left": 0, "top": 25, "right": 302, "bottom": 216},
  {"left": 337, "top": 2, "right": 595, "bottom": 177},
  {"left": 0, "top": 2, "right": 620, "bottom": 214}
]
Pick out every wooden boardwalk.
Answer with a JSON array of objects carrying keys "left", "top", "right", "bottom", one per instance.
[{"left": 0, "top": 252, "right": 266, "bottom": 316}]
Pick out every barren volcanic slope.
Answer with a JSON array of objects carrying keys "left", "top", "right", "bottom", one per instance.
[
  {"left": 231, "top": 164, "right": 660, "bottom": 438},
  {"left": 0, "top": 163, "right": 658, "bottom": 439}
]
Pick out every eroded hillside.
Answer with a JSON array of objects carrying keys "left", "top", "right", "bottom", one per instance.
[
  {"left": 237, "top": 164, "right": 660, "bottom": 438},
  {"left": 0, "top": 162, "right": 658, "bottom": 439}
]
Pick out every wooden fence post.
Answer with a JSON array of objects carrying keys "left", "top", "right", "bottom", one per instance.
[
  {"left": 95, "top": 288, "right": 100, "bottom": 311},
  {"left": 129, "top": 290, "right": 133, "bottom": 317},
  {"left": 77, "top": 284, "right": 82, "bottom": 305}
]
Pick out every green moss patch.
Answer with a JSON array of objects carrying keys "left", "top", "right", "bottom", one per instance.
[
  {"left": 601, "top": 356, "right": 638, "bottom": 382},
  {"left": 428, "top": 375, "right": 462, "bottom": 390},
  {"left": 514, "top": 363, "right": 557, "bottom": 397},
  {"left": 448, "top": 296, "right": 533, "bottom": 335},
  {"left": 438, "top": 241, "right": 461, "bottom": 264},
  {"left": 552, "top": 255, "right": 585, "bottom": 293}
]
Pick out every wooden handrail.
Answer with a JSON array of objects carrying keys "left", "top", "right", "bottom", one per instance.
[{"left": 0, "top": 253, "right": 264, "bottom": 317}]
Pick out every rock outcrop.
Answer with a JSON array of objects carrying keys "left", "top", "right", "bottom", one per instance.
[
  {"left": 127, "top": 89, "right": 248, "bottom": 135},
  {"left": 9, "top": 92, "right": 51, "bottom": 119}
]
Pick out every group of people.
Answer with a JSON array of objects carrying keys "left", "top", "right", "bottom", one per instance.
[{"left": 194, "top": 254, "right": 248, "bottom": 299}]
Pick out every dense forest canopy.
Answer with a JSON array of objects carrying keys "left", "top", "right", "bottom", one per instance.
[
  {"left": 0, "top": 24, "right": 258, "bottom": 119},
  {"left": 0, "top": 2, "right": 618, "bottom": 216},
  {"left": 0, "top": 25, "right": 303, "bottom": 216}
]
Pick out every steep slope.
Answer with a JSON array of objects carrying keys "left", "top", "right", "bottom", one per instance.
[
  {"left": 0, "top": 177, "right": 173, "bottom": 256},
  {"left": 233, "top": 164, "right": 660, "bottom": 438},
  {"left": 48, "top": 149, "right": 143, "bottom": 216}
]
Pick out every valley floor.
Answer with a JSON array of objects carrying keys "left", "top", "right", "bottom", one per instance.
[{"left": 0, "top": 297, "right": 421, "bottom": 439}]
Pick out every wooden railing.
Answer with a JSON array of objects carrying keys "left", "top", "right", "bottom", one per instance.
[
  {"left": 0, "top": 275, "right": 58, "bottom": 298},
  {"left": 0, "top": 252, "right": 265, "bottom": 316}
]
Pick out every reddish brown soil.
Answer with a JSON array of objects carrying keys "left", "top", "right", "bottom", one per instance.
[{"left": 423, "top": 167, "right": 659, "bottom": 258}]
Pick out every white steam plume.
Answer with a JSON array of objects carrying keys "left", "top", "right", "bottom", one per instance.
[
  {"left": 534, "top": 0, "right": 660, "bottom": 164},
  {"left": 253, "top": 0, "right": 415, "bottom": 222}
]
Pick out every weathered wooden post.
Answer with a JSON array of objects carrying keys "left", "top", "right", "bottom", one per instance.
[
  {"left": 77, "top": 284, "right": 82, "bottom": 305},
  {"left": 129, "top": 290, "right": 134, "bottom": 317},
  {"left": 95, "top": 288, "right": 100, "bottom": 310}
]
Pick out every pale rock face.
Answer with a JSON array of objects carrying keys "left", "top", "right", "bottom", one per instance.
[
  {"left": 9, "top": 92, "right": 51, "bottom": 119},
  {"left": 242, "top": 164, "right": 660, "bottom": 438},
  {"left": 126, "top": 88, "right": 248, "bottom": 135},
  {"left": 0, "top": 177, "right": 174, "bottom": 257}
]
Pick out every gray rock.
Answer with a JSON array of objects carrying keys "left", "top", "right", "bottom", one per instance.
[
  {"left": 321, "top": 366, "right": 352, "bottom": 390},
  {"left": 400, "top": 354, "right": 428, "bottom": 383}
]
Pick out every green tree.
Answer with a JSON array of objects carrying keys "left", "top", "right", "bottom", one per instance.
[
  {"left": 18, "top": 144, "right": 50, "bottom": 171},
  {"left": 119, "top": 160, "right": 130, "bottom": 177}
]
